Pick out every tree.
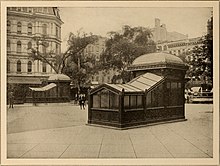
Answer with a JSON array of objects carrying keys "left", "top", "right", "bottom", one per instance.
[
  {"left": 182, "top": 35, "right": 212, "bottom": 89},
  {"left": 28, "top": 32, "right": 98, "bottom": 74},
  {"left": 62, "top": 51, "right": 97, "bottom": 94},
  {"left": 184, "top": 17, "right": 213, "bottom": 88},
  {"left": 98, "top": 25, "right": 156, "bottom": 83}
]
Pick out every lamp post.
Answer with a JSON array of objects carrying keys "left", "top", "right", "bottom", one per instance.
[
  {"left": 32, "top": 36, "right": 44, "bottom": 73},
  {"left": 34, "top": 36, "right": 50, "bottom": 73}
]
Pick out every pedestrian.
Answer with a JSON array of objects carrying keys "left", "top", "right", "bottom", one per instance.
[
  {"left": 8, "top": 91, "right": 14, "bottom": 108},
  {"left": 79, "top": 94, "right": 86, "bottom": 110},
  {"left": 81, "top": 94, "right": 86, "bottom": 109},
  {"left": 79, "top": 94, "right": 83, "bottom": 110}
]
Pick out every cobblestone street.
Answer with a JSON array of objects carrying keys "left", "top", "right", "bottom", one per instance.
[{"left": 7, "top": 103, "right": 213, "bottom": 158}]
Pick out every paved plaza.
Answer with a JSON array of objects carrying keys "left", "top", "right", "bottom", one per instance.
[{"left": 7, "top": 103, "right": 213, "bottom": 158}]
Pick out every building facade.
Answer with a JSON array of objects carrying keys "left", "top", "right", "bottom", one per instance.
[
  {"left": 7, "top": 7, "right": 63, "bottom": 103},
  {"left": 156, "top": 37, "right": 203, "bottom": 56},
  {"left": 83, "top": 36, "right": 106, "bottom": 62},
  {"left": 7, "top": 7, "right": 63, "bottom": 85},
  {"left": 82, "top": 36, "right": 119, "bottom": 85}
]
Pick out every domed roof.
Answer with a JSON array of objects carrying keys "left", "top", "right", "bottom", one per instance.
[
  {"left": 48, "top": 74, "right": 71, "bottom": 81},
  {"left": 132, "top": 52, "right": 184, "bottom": 66}
]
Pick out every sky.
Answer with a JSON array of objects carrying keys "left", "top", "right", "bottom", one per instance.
[{"left": 59, "top": 7, "right": 212, "bottom": 52}]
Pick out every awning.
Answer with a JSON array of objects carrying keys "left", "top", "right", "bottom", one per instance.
[
  {"left": 29, "top": 83, "right": 56, "bottom": 91},
  {"left": 105, "top": 73, "right": 164, "bottom": 92},
  {"left": 7, "top": 76, "right": 42, "bottom": 84}
]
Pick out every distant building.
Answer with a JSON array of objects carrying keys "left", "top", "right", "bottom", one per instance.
[
  {"left": 7, "top": 7, "right": 63, "bottom": 85},
  {"left": 83, "top": 36, "right": 119, "bottom": 85},
  {"left": 156, "top": 37, "right": 203, "bottom": 56},
  {"left": 155, "top": 13, "right": 213, "bottom": 88},
  {"left": 152, "top": 18, "right": 203, "bottom": 59},
  {"left": 83, "top": 36, "right": 106, "bottom": 62},
  {"left": 151, "top": 18, "right": 188, "bottom": 43}
]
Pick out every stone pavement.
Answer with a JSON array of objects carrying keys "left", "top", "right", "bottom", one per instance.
[{"left": 7, "top": 103, "right": 213, "bottom": 158}]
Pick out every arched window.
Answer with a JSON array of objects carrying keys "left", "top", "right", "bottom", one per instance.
[
  {"left": 27, "top": 42, "right": 32, "bottom": 49},
  {"left": 27, "top": 61, "right": 32, "bottom": 73},
  {"left": 22, "top": 7, "right": 27, "bottom": 12},
  {"left": 17, "top": 60, "right": 21, "bottom": 72},
  {"left": 42, "top": 62, "right": 46, "bottom": 73},
  {"left": 7, "top": 40, "right": 10, "bottom": 51},
  {"left": 56, "top": 44, "right": 59, "bottom": 54},
  {"left": 17, "top": 41, "right": 21, "bottom": 53},
  {"left": 42, "top": 45, "right": 46, "bottom": 54},
  {"left": 48, "top": 8, "right": 53, "bottom": 14},
  {"left": 163, "top": 45, "right": 167, "bottom": 51},
  {"left": 17, "top": 22, "right": 22, "bottom": 34},
  {"left": 42, "top": 24, "right": 47, "bottom": 35},
  {"left": 38, "top": 7, "right": 42, "bottom": 12},
  {"left": 56, "top": 26, "right": 58, "bottom": 37},
  {"left": 27, "top": 23, "right": 32, "bottom": 35},
  {"left": 43, "top": 7, "right": 47, "bottom": 13},
  {"left": 33, "top": 8, "right": 37, "bottom": 13},
  {"left": 7, "top": 20, "right": 11, "bottom": 33},
  {"left": 7, "top": 59, "right": 10, "bottom": 72}
]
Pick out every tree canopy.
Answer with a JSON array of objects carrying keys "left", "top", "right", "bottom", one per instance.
[
  {"left": 62, "top": 32, "right": 99, "bottom": 93},
  {"left": 185, "top": 34, "right": 213, "bottom": 86},
  {"left": 98, "top": 25, "right": 156, "bottom": 83},
  {"left": 62, "top": 50, "right": 97, "bottom": 90},
  {"left": 28, "top": 31, "right": 98, "bottom": 74},
  {"left": 178, "top": 15, "right": 213, "bottom": 89}
]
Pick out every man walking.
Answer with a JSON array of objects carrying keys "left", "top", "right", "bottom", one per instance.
[
  {"left": 81, "top": 94, "right": 86, "bottom": 109},
  {"left": 8, "top": 91, "right": 14, "bottom": 108},
  {"left": 79, "top": 94, "right": 85, "bottom": 110}
]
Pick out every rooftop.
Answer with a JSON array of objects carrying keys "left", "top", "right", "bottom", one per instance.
[
  {"left": 102, "top": 72, "right": 164, "bottom": 93},
  {"left": 48, "top": 74, "right": 70, "bottom": 81},
  {"left": 132, "top": 52, "right": 184, "bottom": 66}
]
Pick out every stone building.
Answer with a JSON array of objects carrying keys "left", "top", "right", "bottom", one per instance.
[
  {"left": 83, "top": 36, "right": 119, "bottom": 85},
  {"left": 151, "top": 18, "right": 188, "bottom": 43},
  {"left": 152, "top": 18, "right": 203, "bottom": 58},
  {"left": 7, "top": 7, "right": 63, "bottom": 83},
  {"left": 83, "top": 36, "right": 106, "bottom": 62},
  {"left": 7, "top": 7, "right": 63, "bottom": 103},
  {"left": 156, "top": 37, "right": 203, "bottom": 56}
]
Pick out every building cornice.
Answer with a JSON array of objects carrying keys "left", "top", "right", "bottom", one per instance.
[{"left": 7, "top": 11, "right": 63, "bottom": 25}]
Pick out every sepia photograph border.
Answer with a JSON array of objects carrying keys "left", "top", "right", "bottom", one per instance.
[{"left": 1, "top": 1, "right": 219, "bottom": 165}]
